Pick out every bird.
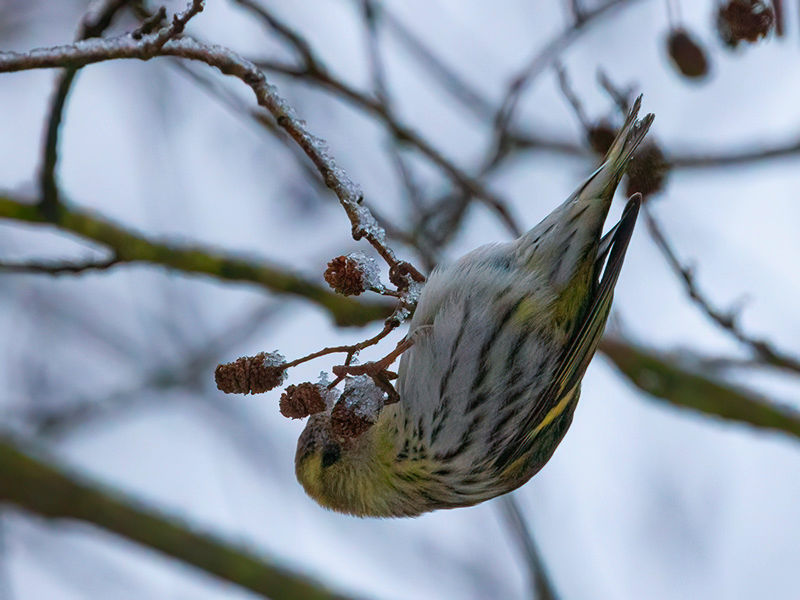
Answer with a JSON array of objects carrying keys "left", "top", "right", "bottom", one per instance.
[{"left": 295, "top": 97, "right": 654, "bottom": 517}]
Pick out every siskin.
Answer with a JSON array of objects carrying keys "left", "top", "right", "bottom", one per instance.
[{"left": 296, "top": 97, "right": 654, "bottom": 517}]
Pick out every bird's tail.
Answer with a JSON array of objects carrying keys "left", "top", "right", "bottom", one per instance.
[
  {"left": 516, "top": 96, "right": 653, "bottom": 289},
  {"left": 586, "top": 95, "right": 655, "bottom": 199},
  {"left": 555, "top": 95, "right": 654, "bottom": 239}
]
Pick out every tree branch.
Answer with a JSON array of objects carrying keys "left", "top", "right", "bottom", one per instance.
[
  {"left": 39, "top": 0, "right": 133, "bottom": 219},
  {"left": 0, "top": 435, "right": 359, "bottom": 600},
  {"left": 498, "top": 496, "right": 559, "bottom": 600},
  {"left": 0, "top": 29, "right": 422, "bottom": 286},
  {"left": 230, "top": 0, "right": 323, "bottom": 70},
  {"left": 0, "top": 255, "right": 119, "bottom": 275},
  {"left": 230, "top": 0, "right": 521, "bottom": 237},
  {"left": 643, "top": 207, "right": 800, "bottom": 374},
  {"left": 600, "top": 337, "right": 800, "bottom": 441},
  {"left": 492, "top": 0, "right": 641, "bottom": 146},
  {"left": 0, "top": 195, "right": 392, "bottom": 326}
]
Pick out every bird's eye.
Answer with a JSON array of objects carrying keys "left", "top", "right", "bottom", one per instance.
[{"left": 321, "top": 443, "right": 341, "bottom": 468}]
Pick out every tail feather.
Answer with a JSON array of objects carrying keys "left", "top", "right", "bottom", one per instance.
[
  {"left": 604, "top": 95, "right": 655, "bottom": 181},
  {"left": 516, "top": 96, "right": 653, "bottom": 289}
]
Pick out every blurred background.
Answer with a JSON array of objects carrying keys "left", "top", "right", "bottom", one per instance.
[{"left": 1, "top": 0, "right": 799, "bottom": 598}]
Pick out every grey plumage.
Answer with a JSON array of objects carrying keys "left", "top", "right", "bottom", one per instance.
[
  {"left": 393, "top": 97, "right": 653, "bottom": 502},
  {"left": 294, "top": 97, "right": 654, "bottom": 517}
]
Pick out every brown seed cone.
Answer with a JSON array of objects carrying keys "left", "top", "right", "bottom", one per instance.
[
  {"left": 280, "top": 383, "right": 327, "bottom": 419},
  {"left": 587, "top": 122, "right": 618, "bottom": 155},
  {"left": 330, "top": 398, "right": 375, "bottom": 440},
  {"left": 625, "top": 142, "right": 670, "bottom": 199},
  {"left": 667, "top": 29, "right": 710, "bottom": 79},
  {"left": 215, "top": 352, "right": 286, "bottom": 394},
  {"left": 717, "top": 0, "right": 774, "bottom": 47},
  {"left": 324, "top": 255, "right": 366, "bottom": 296}
]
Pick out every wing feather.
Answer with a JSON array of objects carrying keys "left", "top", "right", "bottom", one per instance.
[{"left": 494, "top": 194, "right": 641, "bottom": 472}]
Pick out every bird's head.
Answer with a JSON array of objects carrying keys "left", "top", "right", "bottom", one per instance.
[{"left": 294, "top": 409, "right": 427, "bottom": 517}]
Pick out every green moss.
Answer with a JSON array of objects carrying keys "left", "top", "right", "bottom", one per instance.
[{"left": 0, "top": 195, "right": 392, "bottom": 326}]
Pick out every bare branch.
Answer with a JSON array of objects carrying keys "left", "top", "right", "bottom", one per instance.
[
  {"left": 0, "top": 255, "right": 119, "bottom": 275},
  {"left": 0, "top": 436, "right": 359, "bottom": 600},
  {"left": 230, "top": 0, "right": 321, "bottom": 69},
  {"left": 0, "top": 21, "right": 417, "bottom": 280},
  {"left": 567, "top": 0, "right": 587, "bottom": 24},
  {"left": 554, "top": 62, "right": 591, "bottom": 131},
  {"left": 39, "top": 0, "right": 133, "bottom": 219},
  {"left": 236, "top": 3, "right": 800, "bottom": 177},
  {"left": 379, "top": 6, "right": 496, "bottom": 120},
  {"left": 644, "top": 207, "right": 800, "bottom": 373},
  {"left": 498, "top": 496, "right": 560, "bottom": 600},
  {"left": 492, "top": 0, "right": 642, "bottom": 146},
  {"left": 668, "top": 139, "right": 800, "bottom": 169},
  {"left": 283, "top": 320, "right": 399, "bottom": 371},
  {"left": 0, "top": 195, "right": 392, "bottom": 326},
  {"left": 600, "top": 337, "right": 800, "bottom": 441},
  {"left": 247, "top": 58, "right": 523, "bottom": 237},
  {"left": 143, "top": 0, "right": 205, "bottom": 49}
]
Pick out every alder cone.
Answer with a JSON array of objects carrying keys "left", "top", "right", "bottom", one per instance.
[
  {"left": 717, "top": 0, "right": 774, "bottom": 47},
  {"left": 626, "top": 142, "right": 670, "bottom": 199},
  {"left": 667, "top": 29, "right": 709, "bottom": 79}
]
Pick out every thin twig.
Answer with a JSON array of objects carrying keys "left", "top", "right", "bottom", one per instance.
[
  {"left": 568, "top": 0, "right": 587, "bottom": 23},
  {"left": 492, "top": 0, "right": 640, "bottom": 148},
  {"left": 499, "top": 496, "right": 560, "bottom": 600},
  {"left": 554, "top": 63, "right": 591, "bottom": 130},
  {"left": 39, "top": 0, "right": 132, "bottom": 219},
  {"left": 331, "top": 334, "right": 412, "bottom": 378},
  {"left": 644, "top": 207, "right": 800, "bottom": 373},
  {"left": 0, "top": 255, "right": 119, "bottom": 275},
  {"left": 231, "top": 0, "right": 321, "bottom": 69},
  {"left": 151, "top": 0, "right": 205, "bottom": 49},
  {"left": 283, "top": 320, "right": 399, "bottom": 371},
  {"left": 359, "top": 0, "right": 425, "bottom": 212},
  {"left": 232, "top": 0, "right": 521, "bottom": 237},
  {"left": 597, "top": 70, "right": 634, "bottom": 115},
  {"left": 379, "top": 6, "right": 496, "bottom": 120}
]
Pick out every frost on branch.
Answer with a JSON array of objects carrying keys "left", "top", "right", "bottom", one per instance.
[{"left": 215, "top": 351, "right": 287, "bottom": 394}]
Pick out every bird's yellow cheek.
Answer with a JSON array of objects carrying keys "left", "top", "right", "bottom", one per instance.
[{"left": 296, "top": 457, "right": 326, "bottom": 503}]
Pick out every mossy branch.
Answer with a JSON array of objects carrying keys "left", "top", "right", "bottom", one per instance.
[
  {"left": 0, "top": 195, "right": 392, "bottom": 326},
  {"left": 0, "top": 435, "right": 360, "bottom": 600},
  {"left": 600, "top": 337, "right": 800, "bottom": 440}
]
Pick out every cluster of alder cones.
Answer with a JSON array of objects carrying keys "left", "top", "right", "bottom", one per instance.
[
  {"left": 667, "top": 0, "right": 776, "bottom": 80},
  {"left": 584, "top": 0, "right": 776, "bottom": 201},
  {"left": 215, "top": 253, "right": 406, "bottom": 440}
]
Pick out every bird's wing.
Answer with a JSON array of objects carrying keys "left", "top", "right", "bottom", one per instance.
[
  {"left": 550, "top": 194, "right": 640, "bottom": 396},
  {"left": 493, "top": 194, "right": 641, "bottom": 473}
]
